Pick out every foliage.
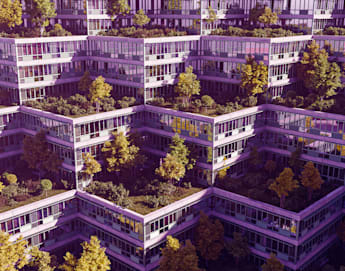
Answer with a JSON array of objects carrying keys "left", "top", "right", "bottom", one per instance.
[
  {"left": 300, "top": 161, "right": 324, "bottom": 201},
  {"left": 89, "top": 76, "right": 112, "bottom": 112},
  {"left": 0, "top": 230, "right": 29, "bottom": 271},
  {"left": 206, "top": 6, "right": 217, "bottom": 23},
  {"left": 226, "top": 232, "right": 250, "bottom": 266},
  {"left": 169, "top": 134, "right": 195, "bottom": 171},
  {"left": 82, "top": 153, "right": 101, "bottom": 179},
  {"left": 29, "top": 246, "right": 55, "bottom": 271},
  {"left": 106, "top": 0, "right": 130, "bottom": 19},
  {"left": 60, "top": 236, "right": 110, "bottom": 271},
  {"left": 2, "top": 173, "right": 17, "bottom": 185},
  {"left": 0, "top": 0, "right": 22, "bottom": 28},
  {"left": 44, "top": 24, "right": 71, "bottom": 36},
  {"left": 201, "top": 95, "right": 215, "bottom": 109},
  {"left": 25, "top": 0, "right": 56, "bottom": 33},
  {"left": 102, "top": 131, "right": 140, "bottom": 173},
  {"left": 1, "top": 184, "right": 18, "bottom": 199},
  {"left": 258, "top": 7, "right": 278, "bottom": 26},
  {"left": 155, "top": 153, "right": 186, "bottom": 184},
  {"left": 22, "top": 130, "right": 62, "bottom": 179},
  {"left": 322, "top": 26, "right": 345, "bottom": 36},
  {"left": 195, "top": 211, "right": 224, "bottom": 263},
  {"left": 40, "top": 179, "right": 52, "bottom": 195},
  {"left": 133, "top": 9, "right": 150, "bottom": 27},
  {"left": 98, "top": 26, "right": 187, "bottom": 38},
  {"left": 240, "top": 56, "right": 268, "bottom": 96},
  {"left": 298, "top": 40, "right": 342, "bottom": 99},
  {"left": 249, "top": 3, "right": 265, "bottom": 25},
  {"left": 264, "top": 160, "right": 276, "bottom": 176},
  {"left": 158, "top": 236, "right": 201, "bottom": 271},
  {"left": 0, "top": 182, "right": 4, "bottom": 193},
  {"left": 261, "top": 253, "right": 284, "bottom": 271},
  {"left": 211, "top": 26, "right": 301, "bottom": 38},
  {"left": 78, "top": 71, "right": 92, "bottom": 93},
  {"left": 85, "top": 181, "right": 132, "bottom": 208},
  {"left": 175, "top": 66, "right": 200, "bottom": 103},
  {"left": 288, "top": 147, "right": 303, "bottom": 174},
  {"left": 269, "top": 167, "right": 299, "bottom": 208}
]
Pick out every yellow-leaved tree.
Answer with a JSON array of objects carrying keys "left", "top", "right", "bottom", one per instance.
[
  {"left": 262, "top": 253, "right": 284, "bottom": 271},
  {"left": 0, "top": 230, "right": 29, "bottom": 271},
  {"left": 82, "top": 152, "right": 101, "bottom": 182},
  {"left": 300, "top": 161, "right": 324, "bottom": 201},
  {"left": 240, "top": 56, "right": 268, "bottom": 97},
  {"left": 133, "top": 9, "right": 150, "bottom": 27},
  {"left": 89, "top": 76, "right": 112, "bottom": 112},
  {"left": 0, "top": 0, "right": 22, "bottom": 28},
  {"left": 269, "top": 167, "right": 299, "bottom": 208},
  {"left": 60, "top": 236, "right": 110, "bottom": 271},
  {"left": 175, "top": 66, "right": 200, "bottom": 105},
  {"left": 155, "top": 153, "right": 186, "bottom": 185}
]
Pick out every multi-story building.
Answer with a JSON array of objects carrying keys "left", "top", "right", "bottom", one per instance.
[{"left": 1, "top": 0, "right": 345, "bottom": 270}]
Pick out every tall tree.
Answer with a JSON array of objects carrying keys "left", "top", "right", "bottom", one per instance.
[
  {"left": 226, "top": 232, "right": 250, "bottom": 266},
  {"left": 0, "top": 0, "right": 22, "bottom": 28},
  {"left": 288, "top": 147, "right": 303, "bottom": 174},
  {"left": 240, "top": 56, "right": 268, "bottom": 96},
  {"left": 261, "top": 253, "right": 284, "bottom": 271},
  {"left": 258, "top": 7, "right": 278, "bottom": 26},
  {"left": 169, "top": 134, "right": 195, "bottom": 171},
  {"left": 300, "top": 161, "right": 324, "bottom": 201},
  {"left": 298, "top": 40, "right": 342, "bottom": 99},
  {"left": 101, "top": 131, "right": 140, "bottom": 173},
  {"left": 269, "top": 167, "right": 299, "bottom": 208},
  {"left": 0, "top": 231, "right": 29, "bottom": 271},
  {"left": 78, "top": 71, "right": 92, "bottom": 93},
  {"left": 29, "top": 246, "right": 55, "bottom": 271},
  {"left": 60, "top": 236, "right": 111, "bottom": 271},
  {"left": 133, "top": 9, "right": 150, "bottom": 27},
  {"left": 158, "top": 236, "right": 201, "bottom": 271},
  {"left": 206, "top": 6, "right": 217, "bottom": 23},
  {"left": 25, "top": 0, "right": 56, "bottom": 34},
  {"left": 175, "top": 66, "right": 200, "bottom": 104},
  {"left": 89, "top": 76, "right": 112, "bottom": 112},
  {"left": 82, "top": 152, "right": 101, "bottom": 182},
  {"left": 249, "top": 3, "right": 265, "bottom": 26},
  {"left": 195, "top": 212, "right": 224, "bottom": 266},
  {"left": 155, "top": 153, "right": 186, "bottom": 185},
  {"left": 22, "top": 130, "right": 62, "bottom": 180}
]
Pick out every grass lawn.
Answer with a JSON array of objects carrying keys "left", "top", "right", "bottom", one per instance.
[
  {"left": 128, "top": 187, "right": 203, "bottom": 215},
  {"left": 0, "top": 189, "right": 67, "bottom": 213}
]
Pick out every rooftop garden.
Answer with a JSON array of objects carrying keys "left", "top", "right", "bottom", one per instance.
[
  {"left": 83, "top": 132, "right": 204, "bottom": 214},
  {"left": 98, "top": 26, "right": 187, "bottom": 38},
  {"left": 24, "top": 73, "right": 138, "bottom": 117},
  {"left": 316, "top": 26, "right": 345, "bottom": 36},
  {"left": 0, "top": 24, "right": 72, "bottom": 38},
  {"left": 216, "top": 148, "right": 342, "bottom": 212}
]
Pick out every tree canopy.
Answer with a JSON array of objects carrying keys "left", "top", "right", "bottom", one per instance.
[
  {"left": 226, "top": 232, "right": 250, "bottom": 266},
  {"left": 240, "top": 56, "right": 268, "bottom": 97},
  {"left": 0, "top": 0, "right": 22, "bottom": 28},
  {"left": 175, "top": 66, "right": 200, "bottom": 104},
  {"left": 133, "top": 9, "right": 150, "bottom": 27},
  {"left": 300, "top": 161, "right": 324, "bottom": 201},
  {"left": 25, "top": 0, "right": 56, "bottom": 33},
  {"left": 107, "top": 0, "right": 130, "bottom": 19},
  {"left": 298, "top": 40, "right": 342, "bottom": 99},
  {"left": 155, "top": 153, "right": 186, "bottom": 184},
  {"left": 88, "top": 76, "right": 112, "bottom": 112},
  {"left": 262, "top": 253, "right": 284, "bottom": 271},
  {"left": 78, "top": 71, "right": 92, "bottom": 93},
  {"left": 269, "top": 167, "right": 299, "bottom": 208},
  {"left": 82, "top": 152, "right": 101, "bottom": 180},
  {"left": 258, "top": 7, "right": 278, "bottom": 26}
]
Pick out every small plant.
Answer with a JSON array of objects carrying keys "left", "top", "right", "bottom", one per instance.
[{"left": 40, "top": 179, "right": 52, "bottom": 196}]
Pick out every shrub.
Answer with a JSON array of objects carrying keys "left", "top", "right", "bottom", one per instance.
[
  {"left": 44, "top": 24, "right": 72, "bottom": 37},
  {"left": 1, "top": 184, "right": 18, "bottom": 199},
  {"left": 157, "top": 182, "right": 176, "bottom": 196},
  {"left": 2, "top": 173, "right": 17, "bottom": 185},
  {"left": 40, "top": 179, "right": 52, "bottom": 195},
  {"left": 14, "top": 194, "right": 30, "bottom": 202},
  {"left": 201, "top": 95, "right": 215, "bottom": 108},
  {"left": 145, "top": 195, "right": 160, "bottom": 208}
]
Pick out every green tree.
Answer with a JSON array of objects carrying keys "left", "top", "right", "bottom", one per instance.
[
  {"left": 201, "top": 95, "right": 215, "bottom": 112},
  {"left": 269, "top": 167, "right": 299, "bottom": 208},
  {"left": 45, "top": 23, "right": 72, "bottom": 36},
  {"left": 89, "top": 76, "right": 112, "bottom": 112},
  {"left": 298, "top": 40, "right": 342, "bottom": 99},
  {"left": 240, "top": 56, "right": 268, "bottom": 96},
  {"left": 226, "top": 232, "right": 250, "bottom": 266},
  {"left": 158, "top": 236, "right": 201, "bottom": 271},
  {"left": 78, "top": 71, "right": 92, "bottom": 93},
  {"left": 82, "top": 152, "right": 101, "bottom": 182},
  {"left": 195, "top": 211, "right": 224, "bottom": 266},
  {"left": 155, "top": 153, "right": 185, "bottom": 185},
  {"left": 0, "top": 0, "right": 22, "bottom": 28},
  {"left": 0, "top": 231, "right": 29, "bottom": 271},
  {"left": 262, "top": 253, "right": 284, "bottom": 271},
  {"left": 40, "top": 179, "right": 52, "bottom": 196},
  {"left": 169, "top": 134, "right": 195, "bottom": 171},
  {"left": 175, "top": 66, "right": 200, "bottom": 104},
  {"left": 133, "top": 9, "right": 150, "bottom": 27},
  {"left": 101, "top": 131, "right": 140, "bottom": 173},
  {"left": 25, "top": 0, "right": 56, "bottom": 35},
  {"left": 107, "top": 0, "right": 130, "bottom": 23},
  {"left": 60, "top": 236, "right": 110, "bottom": 271},
  {"left": 22, "top": 130, "right": 63, "bottom": 180},
  {"left": 300, "top": 161, "right": 324, "bottom": 201},
  {"left": 258, "top": 7, "right": 278, "bottom": 26},
  {"left": 29, "top": 246, "right": 55, "bottom": 271}
]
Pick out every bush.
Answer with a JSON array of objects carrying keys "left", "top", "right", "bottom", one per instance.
[
  {"left": 14, "top": 194, "right": 30, "bottom": 202},
  {"left": 2, "top": 173, "right": 17, "bottom": 185},
  {"left": 44, "top": 24, "right": 72, "bottom": 37},
  {"left": 1, "top": 184, "right": 18, "bottom": 199},
  {"left": 145, "top": 195, "right": 160, "bottom": 208},
  {"left": 157, "top": 182, "right": 176, "bottom": 196},
  {"left": 99, "top": 26, "right": 187, "bottom": 38}
]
